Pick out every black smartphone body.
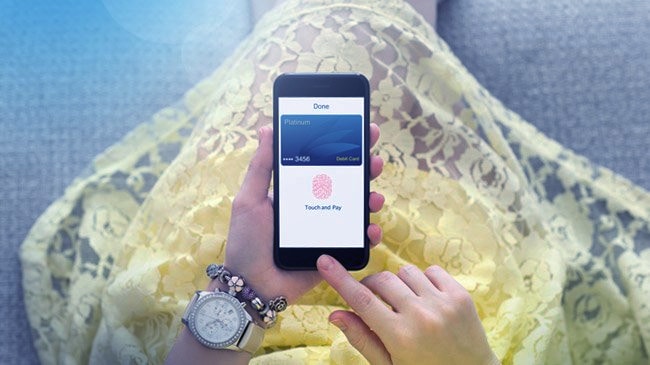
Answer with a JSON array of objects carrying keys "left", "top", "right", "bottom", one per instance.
[{"left": 273, "top": 73, "right": 370, "bottom": 270}]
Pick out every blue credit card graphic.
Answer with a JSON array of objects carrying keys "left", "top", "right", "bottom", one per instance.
[{"left": 281, "top": 114, "right": 362, "bottom": 166}]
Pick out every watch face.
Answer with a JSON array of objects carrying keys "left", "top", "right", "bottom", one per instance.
[{"left": 188, "top": 292, "right": 247, "bottom": 349}]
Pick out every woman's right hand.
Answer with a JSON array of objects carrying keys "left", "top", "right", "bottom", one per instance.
[{"left": 317, "top": 255, "right": 500, "bottom": 365}]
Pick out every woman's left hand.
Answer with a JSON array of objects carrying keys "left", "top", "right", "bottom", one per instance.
[{"left": 219, "top": 124, "right": 384, "bottom": 303}]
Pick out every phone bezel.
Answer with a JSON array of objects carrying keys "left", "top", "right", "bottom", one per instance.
[{"left": 272, "top": 73, "right": 370, "bottom": 271}]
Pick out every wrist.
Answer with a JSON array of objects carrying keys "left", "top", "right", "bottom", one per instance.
[
  {"left": 205, "top": 263, "right": 288, "bottom": 328},
  {"left": 222, "top": 259, "right": 282, "bottom": 302},
  {"left": 205, "top": 279, "right": 267, "bottom": 328},
  {"left": 206, "top": 275, "right": 276, "bottom": 302},
  {"left": 165, "top": 327, "right": 251, "bottom": 365}
]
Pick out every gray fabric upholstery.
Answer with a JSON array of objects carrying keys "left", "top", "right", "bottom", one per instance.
[
  {"left": 437, "top": 0, "right": 650, "bottom": 189},
  {"left": 1, "top": 1, "right": 648, "bottom": 363}
]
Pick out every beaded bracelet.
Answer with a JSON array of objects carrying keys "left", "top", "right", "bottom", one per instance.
[{"left": 206, "top": 264, "right": 287, "bottom": 328}]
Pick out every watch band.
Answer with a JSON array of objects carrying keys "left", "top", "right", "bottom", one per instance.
[
  {"left": 238, "top": 320, "right": 265, "bottom": 354},
  {"left": 181, "top": 291, "right": 201, "bottom": 326}
]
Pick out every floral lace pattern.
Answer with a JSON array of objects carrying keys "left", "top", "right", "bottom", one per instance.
[{"left": 21, "top": 0, "right": 650, "bottom": 363}]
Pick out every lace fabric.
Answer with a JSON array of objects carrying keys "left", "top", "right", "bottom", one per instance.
[{"left": 21, "top": 0, "right": 650, "bottom": 363}]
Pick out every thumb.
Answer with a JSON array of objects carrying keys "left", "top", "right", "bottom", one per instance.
[
  {"left": 239, "top": 126, "right": 273, "bottom": 201},
  {"left": 329, "top": 310, "right": 392, "bottom": 365}
]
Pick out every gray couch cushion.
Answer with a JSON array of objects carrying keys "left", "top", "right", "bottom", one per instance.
[{"left": 437, "top": 0, "right": 650, "bottom": 189}]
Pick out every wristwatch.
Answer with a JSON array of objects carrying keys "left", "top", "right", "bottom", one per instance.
[{"left": 182, "top": 290, "right": 265, "bottom": 354}]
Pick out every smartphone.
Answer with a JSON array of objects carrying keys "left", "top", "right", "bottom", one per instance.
[{"left": 273, "top": 73, "right": 370, "bottom": 270}]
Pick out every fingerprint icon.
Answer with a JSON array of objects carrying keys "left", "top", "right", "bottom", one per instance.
[{"left": 312, "top": 174, "right": 333, "bottom": 200}]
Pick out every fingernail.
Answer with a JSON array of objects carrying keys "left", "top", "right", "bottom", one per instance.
[
  {"left": 318, "top": 255, "right": 334, "bottom": 270},
  {"left": 330, "top": 319, "right": 347, "bottom": 331}
]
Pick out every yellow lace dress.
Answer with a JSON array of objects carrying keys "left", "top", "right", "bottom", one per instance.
[{"left": 21, "top": 0, "right": 650, "bottom": 363}]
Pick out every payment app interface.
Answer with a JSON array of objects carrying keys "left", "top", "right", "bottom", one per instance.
[{"left": 278, "top": 97, "right": 364, "bottom": 248}]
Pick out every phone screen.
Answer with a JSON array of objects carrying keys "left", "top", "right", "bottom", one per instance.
[
  {"left": 277, "top": 97, "right": 365, "bottom": 248},
  {"left": 273, "top": 73, "right": 369, "bottom": 270}
]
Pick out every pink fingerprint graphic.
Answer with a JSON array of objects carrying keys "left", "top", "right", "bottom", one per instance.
[{"left": 312, "top": 174, "right": 333, "bottom": 200}]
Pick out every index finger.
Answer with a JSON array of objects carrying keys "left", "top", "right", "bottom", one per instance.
[{"left": 317, "top": 255, "right": 394, "bottom": 331}]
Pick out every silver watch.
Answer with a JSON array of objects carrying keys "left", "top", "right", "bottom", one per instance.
[{"left": 182, "top": 290, "right": 265, "bottom": 354}]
